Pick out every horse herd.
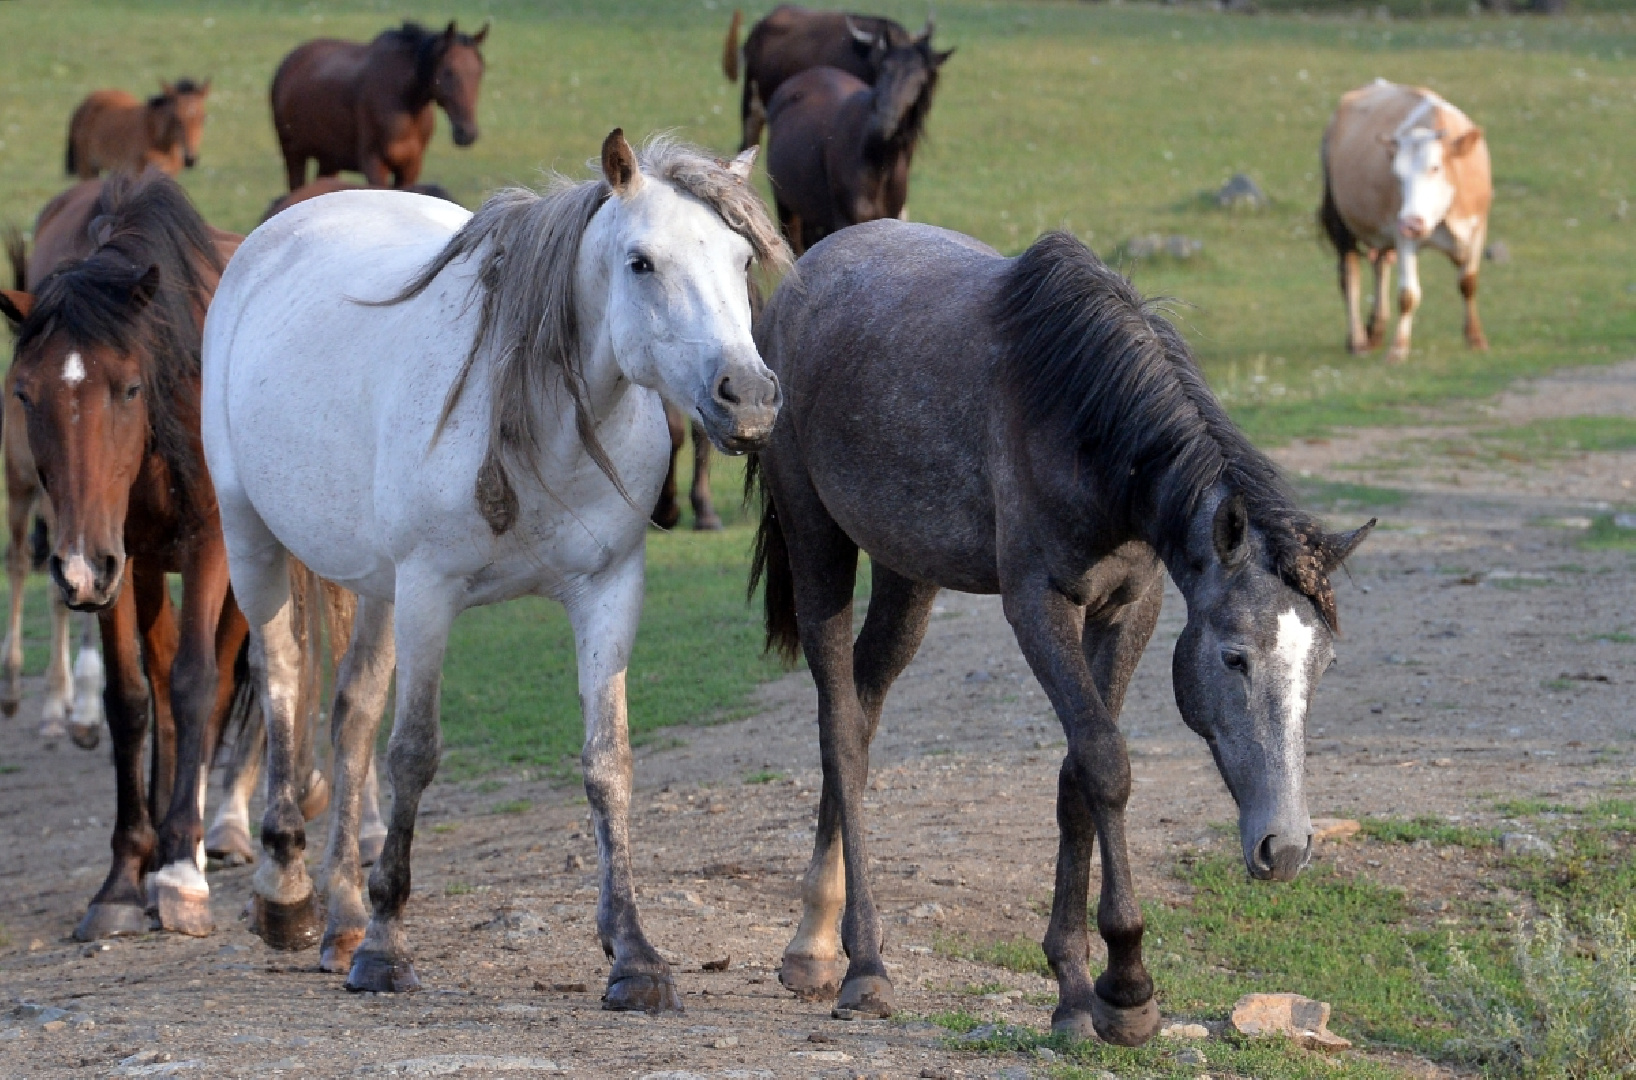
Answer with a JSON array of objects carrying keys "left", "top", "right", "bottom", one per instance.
[{"left": 0, "top": 2, "right": 1509, "bottom": 1048}]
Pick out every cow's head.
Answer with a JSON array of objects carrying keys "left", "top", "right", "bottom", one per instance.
[{"left": 1385, "top": 125, "right": 1483, "bottom": 241}]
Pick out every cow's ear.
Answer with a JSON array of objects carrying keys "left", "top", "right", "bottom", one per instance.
[{"left": 1450, "top": 128, "right": 1483, "bottom": 157}]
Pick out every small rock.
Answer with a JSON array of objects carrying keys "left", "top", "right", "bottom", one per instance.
[
  {"left": 1175, "top": 1046, "right": 1208, "bottom": 1065},
  {"left": 807, "top": 1032, "right": 833, "bottom": 1043},
  {"left": 1160, "top": 1021, "right": 1211, "bottom": 1039},
  {"left": 908, "top": 901, "right": 945, "bottom": 920},
  {"left": 1034, "top": 1046, "right": 1058, "bottom": 1061},
  {"left": 1311, "top": 818, "right": 1361, "bottom": 843},
  {"left": 710, "top": 1036, "right": 739, "bottom": 1048},
  {"left": 1215, "top": 173, "right": 1267, "bottom": 210},
  {"left": 1501, "top": 832, "right": 1555, "bottom": 858},
  {"left": 41, "top": 1019, "right": 66, "bottom": 1033},
  {"left": 549, "top": 981, "right": 588, "bottom": 993},
  {"left": 1230, "top": 992, "right": 1351, "bottom": 1052},
  {"left": 1485, "top": 240, "right": 1511, "bottom": 264},
  {"left": 564, "top": 853, "right": 584, "bottom": 871},
  {"left": 963, "top": 669, "right": 993, "bottom": 684}
]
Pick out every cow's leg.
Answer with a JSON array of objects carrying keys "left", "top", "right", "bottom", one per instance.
[
  {"left": 651, "top": 406, "right": 685, "bottom": 529},
  {"left": 1388, "top": 241, "right": 1421, "bottom": 364},
  {"left": 1460, "top": 232, "right": 1488, "bottom": 351},
  {"left": 1367, "top": 249, "right": 1395, "bottom": 350},
  {"left": 317, "top": 596, "right": 394, "bottom": 974},
  {"left": 689, "top": 422, "right": 720, "bottom": 531}
]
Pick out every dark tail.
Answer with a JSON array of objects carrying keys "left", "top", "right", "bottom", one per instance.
[
  {"left": 219, "top": 634, "right": 259, "bottom": 768},
  {"left": 1318, "top": 165, "right": 1356, "bottom": 258},
  {"left": 745, "top": 456, "right": 800, "bottom": 666},
  {"left": 65, "top": 133, "right": 77, "bottom": 177},
  {"left": 27, "top": 517, "right": 49, "bottom": 572},
  {"left": 723, "top": 10, "right": 742, "bottom": 82},
  {"left": 3, "top": 225, "right": 24, "bottom": 291}
]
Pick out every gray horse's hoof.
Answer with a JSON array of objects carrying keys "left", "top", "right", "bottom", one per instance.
[
  {"left": 347, "top": 948, "right": 421, "bottom": 992},
  {"left": 250, "top": 893, "right": 321, "bottom": 951},
  {"left": 603, "top": 973, "right": 683, "bottom": 1014},
  {"left": 74, "top": 902, "right": 147, "bottom": 941},
  {"left": 835, "top": 974, "right": 894, "bottom": 1018},
  {"left": 67, "top": 720, "right": 100, "bottom": 751},
  {"left": 1089, "top": 993, "right": 1161, "bottom": 1046},
  {"left": 204, "top": 821, "right": 256, "bottom": 868},
  {"left": 358, "top": 830, "right": 386, "bottom": 868},
  {"left": 321, "top": 926, "right": 366, "bottom": 974},
  {"left": 779, "top": 953, "right": 845, "bottom": 1001}
]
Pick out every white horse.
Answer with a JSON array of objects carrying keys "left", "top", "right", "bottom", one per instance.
[{"left": 202, "top": 131, "right": 786, "bottom": 1006}]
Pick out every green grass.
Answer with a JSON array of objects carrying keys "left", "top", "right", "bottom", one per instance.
[
  {"left": 1579, "top": 514, "right": 1636, "bottom": 551},
  {"left": 1359, "top": 814, "right": 1498, "bottom": 848}
]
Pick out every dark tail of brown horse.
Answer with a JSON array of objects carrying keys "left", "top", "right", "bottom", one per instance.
[
  {"left": 4, "top": 225, "right": 23, "bottom": 291},
  {"left": 64, "top": 127, "right": 78, "bottom": 177},
  {"left": 746, "top": 455, "right": 800, "bottom": 666},
  {"left": 723, "top": 10, "right": 742, "bottom": 82}
]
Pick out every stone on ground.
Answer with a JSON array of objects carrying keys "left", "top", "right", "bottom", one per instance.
[{"left": 1230, "top": 992, "right": 1352, "bottom": 1052}]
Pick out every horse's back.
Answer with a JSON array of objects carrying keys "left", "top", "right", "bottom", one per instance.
[
  {"left": 29, "top": 181, "right": 104, "bottom": 282},
  {"left": 270, "top": 38, "right": 370, "bottom": 161},
  {"left": 67, "top": 91, "right": 142, "bottom": 177}
]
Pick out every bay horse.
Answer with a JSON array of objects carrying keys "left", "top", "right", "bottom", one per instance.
[
  {"left": 202, "top": 132, "right": 786, "bottom": 998},
  {"left": 723, "top": 6, "right": 914, "bottom": 152},
  {"left": 764, "top": 27, "right": 951, "bottom": 254},
  {"left": 271, "top": 21, "right": 488, "bottom": 191},
  {"left": 66, "top": 80, "right": 210, "bottom": 179},
  {"left": 749, "top": 221, "right": 1371, "bottom": 1044},
  {"left": 0, "top": 173, "right": 335, "bottom": 940}
]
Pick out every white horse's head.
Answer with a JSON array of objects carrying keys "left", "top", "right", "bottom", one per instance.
[{"left": 585, "top": 130, "right": 783, "bottom": 454}]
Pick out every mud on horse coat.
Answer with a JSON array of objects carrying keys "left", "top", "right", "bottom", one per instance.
[
  {"left": 66, "top": 80, "right": 210, "bottom": 179},
  {"left": 750, "top": 221, "right": 1371, "bottom": 1044},
  {"left": 764, "top": 20, "right": 951, "bottom": 254},
  {"left": 722, "top": 5, "right": 914, "bottom": 152},
  {"left": 0, "top": 173, "right": 334, "bottom": 941},
  {"left": 270, "top": 20, "right": 487, "bottom": 191},
  {"left": 1320, "top": 79, "right": 1493, "bottom": 363},
  {"left": 202, "top": 132, "right": 787, "bottom": 997}
]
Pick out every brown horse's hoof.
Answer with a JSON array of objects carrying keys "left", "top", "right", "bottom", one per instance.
[
  {"left": 358, "top": 829, "right": 386, "bottom": 868},
  {"left": 0, "top": 696, "right": 18, "bottom": 717},
  {"left": 251, "top": 892, "right": 322, "bottom": 951},
  {"left": 779, "top": 954, "right": 845, "bottom": 1001},
  {"left": 74, "top": 902, "right": 147, "bottom": 942},
  {"left": 321, "top": 926, "right": 367, "bottom": 973},
  {"left": 299, "top": 771, "right": 331, "bottom": 822},
  {"left": 693, "top": 512, "right": 723, "bottom": 532},
  {"left": 67, "top": 719, "right": 100, "bottom": 751},
  {"left": 150, "top": 866, "right": 214, "bottom": 937},
  {"left": 204, "top": 821, "right": 257, "bottom": 868},
  {"left": 603, "top": 972, "right": 683, "bottom": 1013},
  {"left": 346, "top": 948, "right": 421, "bottom": 993},
  {"left": 835, "top": 974, "right": 894, "bottom": 1018},
  {"left": 1089, "top": 993, "right": 1161, "bottom": 1047}
]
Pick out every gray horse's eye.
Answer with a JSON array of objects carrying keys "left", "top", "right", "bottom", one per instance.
[
  {"left": 1221, "top": 648, "right": 1249, "bottom": 674},
  {"left": 628, "top": 254, "right": 655, "bottom": 275}
]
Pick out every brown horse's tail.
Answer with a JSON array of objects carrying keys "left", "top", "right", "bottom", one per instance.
[
  {"left": 4, "top": 224, "right": 24, "bottom": 291},
  {"left": 723, "top": 9, "right": 743, "bottom": 82},
  {"left": 746, "top": 455, "right": 800, "bottom": 666}
]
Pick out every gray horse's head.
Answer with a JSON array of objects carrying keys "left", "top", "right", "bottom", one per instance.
[{"left": 1172, "top": 493, "right": 1371, "bottom": 882}]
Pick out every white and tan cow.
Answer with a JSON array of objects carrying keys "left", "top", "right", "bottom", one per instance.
[{"left": 1320, "top": 79, "right": 1492, "bottom": 363}]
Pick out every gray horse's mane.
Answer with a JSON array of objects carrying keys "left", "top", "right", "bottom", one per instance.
[{"left": 374, "top": 136, "right": 789, "bottom": 534}]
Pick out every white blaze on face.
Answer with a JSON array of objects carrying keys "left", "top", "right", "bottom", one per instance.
[
  {"left": 62, "top": 351, "right": 86, "bottom": 386},
  {"left": 1271, "top": 607, "right": 1317, "bottom": 768},
  {"left": 1392, "top": 128, "right": 1456, "bottom": 237}
]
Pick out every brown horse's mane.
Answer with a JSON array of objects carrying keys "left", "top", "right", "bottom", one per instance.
[
  {"left": 377, "top": 21, "right": 476, "bottom": 107},
  {"left": 13, "top": 172, "right": 221, "bottom": 508},
  {"left": 370, "top": 136, "right": 789, "bottom": 534}
]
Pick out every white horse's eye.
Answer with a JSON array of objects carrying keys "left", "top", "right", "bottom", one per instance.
[{"left": 628, "top": 254, "right": 655, "bottom": 275}]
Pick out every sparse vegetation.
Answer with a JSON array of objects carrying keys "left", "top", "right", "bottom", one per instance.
[{"left": 1360, "top": 815, "right": 1497, "bottom": 848}]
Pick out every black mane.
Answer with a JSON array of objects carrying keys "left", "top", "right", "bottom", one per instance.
[
  {"left": 14, "top": 172, "right": 221, "bottom": 505},
  {"left": 995, "top": 231, "right": 1336, "bottom": 623}
]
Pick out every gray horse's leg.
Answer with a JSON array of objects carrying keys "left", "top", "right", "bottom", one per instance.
[
  {"left": 317, "top": 596, "right": 394, "bottom": 974},
  {"left": 205, "top": 717, "right": 263, "bottom": 867},
  {"left": 688, "top": 422, "right": 720, "bottom": 531},
  {"left": 358, "top": 753, "right": 387, "bottom": 867},
  {"left": 781, "top": 563, "right": 938, "bottom": 1005},
  {"left": 346, "top": 575, "right": 457, "bottom": 993},
  {"left": 1005, "top": 576, "right": 1160, "bottom": 1046},
  {"left": 570, "top": 553, "right": 681, "bottom": 1012}
]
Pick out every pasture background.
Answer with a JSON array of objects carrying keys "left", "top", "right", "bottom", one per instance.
[{"left": 1, "top": 0, "right": 1634, "bottom": 776}]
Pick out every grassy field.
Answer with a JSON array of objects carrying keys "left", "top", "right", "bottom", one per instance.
[{"left": 2, "top": 1, "right": 1633, "bottom": 778}]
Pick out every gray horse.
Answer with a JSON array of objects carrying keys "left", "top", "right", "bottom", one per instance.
[{"left": 750, "top": 222, "right": 1371, "bottom": 1045}]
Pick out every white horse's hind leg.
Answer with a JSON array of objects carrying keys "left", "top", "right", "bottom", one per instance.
[
  {"left": 315, "top": 596, "right": 394, "bottom": 974},
  {"left": 205, "top": 717, "right": 262, "bottom": 867},
  {"left": 359, "top": 753, "right": 387, "bottom": 867},
  {"left": 39, "top": 588, "right": 74, "bottom": 741},
  {"left": 346, "top": 572, "right": 457, "bottom": 993},
  {"left": 571, "top": 553, "right": 681, "bottom": 1013},
  {"left": 67, "top": 616, "right": 105, "bottom": 749}
]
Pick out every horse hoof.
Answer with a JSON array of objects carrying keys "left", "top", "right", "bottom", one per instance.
[
  {"left": 603, "top": 973, "right": 683, "bottom": 1014},
  {"left": 38, "top": 718, "right": 66, "bottom": 743},
  {"left": 779, "top": 954, "right": 845, "bottom": 1001},
  {"left": 1050, "top": 1007, "right": 1099, "bottom": 1043},
  {"left": 693, "top": 513, "right": 723, "bottom": 532},
  {"left": 321, "top": 927, "right": 366, "bottom": 974},
  {"left": 67, "top": 720, "right": 100, "bottom": 751},
  {"left": 299, "top": 771, "right": 331, "bottom": 821},
  {"left": 0, "top": 697, "right": 16, "bottom": 718},
  {"left": 74, "top": 902, "right": 147, "bottom": 942},
  {"left": 835, "top": 975, "right": 894, "bottom": 1018},
  {"left": 251, "top": 893, "right": 321, "bottom": 951},
  {"left": 346, "top": 948, "right": 421, "bottom": 993},
  {"left": 358, "top": 830, "right": 386, "bottom": 868},
  {"left": 151, "top": 873, "right": 214, "bottom": 937},
  {"left": 1090, "top": 993, "right": 1161, "bottom": 1047},
  {"left": 204, "top": 822, "right": 257, "bottom": 869}
]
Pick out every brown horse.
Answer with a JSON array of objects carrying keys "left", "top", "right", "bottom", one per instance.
[
  {"left": 270, "top": 20, "right": 488, "bottom": 191},
  {"left": 0, "top": 173, "right": 331, "bottom": 940},
  {"left": 764, "top": 25, "right": 951, "bottom": 254},
  {"left": 651, "top": 406, "right": 722, "bottom": 531},
  {"left": 723, "top": 6, "right": 913, "bottom": 152},
  {"left": 66, "top": 80, "right": 210, "bottom": 179},
  {"left": 261, "top": 177, "right": 458, "bottom": 223}
]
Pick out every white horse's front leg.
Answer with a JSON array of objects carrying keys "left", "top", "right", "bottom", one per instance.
[
  {"left": 346, "top": 571, "right": 458, "bottom": 993},
  {"left": 1389, "top": 239, "right": 1421, "bottom": 364},
  {"left": 68, "top": 615, "right": 105, "bottom": 749},
  {"left": 571, "top": 552, "right": 682, "bottom": 1013}
]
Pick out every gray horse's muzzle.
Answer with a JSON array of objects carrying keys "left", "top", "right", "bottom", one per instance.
[
  {"left": 1245, "top": 831, "right": 1312, "bottom": 882},
  {"left": 698, "top": 364, "right": 781, "bottom": 454}
]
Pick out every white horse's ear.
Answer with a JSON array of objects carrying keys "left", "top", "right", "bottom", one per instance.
[
  {"left": 601, "top": 128, "right": 643, "bottom": 196},
  {"left": 727, "top": 146, "right": 757, "bottom": 182}
]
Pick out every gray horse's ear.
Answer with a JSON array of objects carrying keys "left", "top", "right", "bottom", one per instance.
[
  {"left": 0, "top": 289, "right": 32, "bottom": 328},
  {"left": 726, "top": 146, "right": 757, "bottom": 182},
  {"left": 1319, "top": 518, "right": 1376, "bottom": 573},
  {"left": 1212, "top": 493, "right": 1250, "bottom": 569},
  {"left": 601, "top": 128, "right": 643, "bottom": 197}
]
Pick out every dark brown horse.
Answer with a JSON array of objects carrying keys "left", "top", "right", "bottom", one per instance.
[
  {"left": 651, "top": 407, "right": 721, "bottom": 530},
  {"left": 0, "top": 174, "right": 328, "bottom": 940},
  {"left": 271, "top": 20, "right": 487, "bottom": 191},
  {"left": 723, "top": 6, "right": 913, "bottom": 152},
  {"left": 66, "top": 80, "right": 210, "bottom": 179},
  {"left": 764, "top": 27, "right": 951, "bottom": 255},
  {"left": 262, "top": 177, "right": 458, "bottom": 223}
]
